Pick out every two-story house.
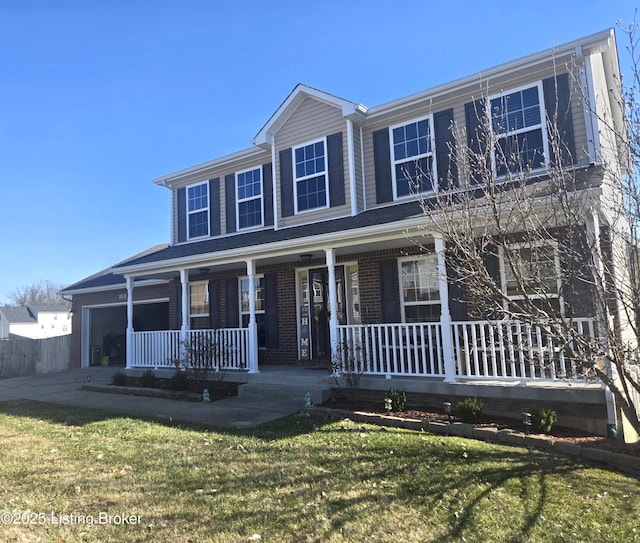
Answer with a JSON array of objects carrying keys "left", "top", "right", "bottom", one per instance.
[{"left": 62, "top": 29, "right": 631, "bottom": 431}]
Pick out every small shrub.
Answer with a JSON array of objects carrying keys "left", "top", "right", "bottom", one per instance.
[
  {"left": 140, "top": 369, "right": 156, "bottom": 388},
  {"left": 170, "top": 371, "right": 188, "bottom": 391},
  {"left": 385, "top": 389, "right": 407, "bottom": 412},
  {"left": 111, "top": 371, "right": 127, "bottom": 387},
  {"left": 531, "top": 408, "right": 557, "bottom": 434},
  {"left": 457, "top": 397, "right": 483, "bottom": 423}
]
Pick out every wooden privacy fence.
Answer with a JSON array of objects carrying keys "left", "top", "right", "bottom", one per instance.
[{"left": 0, "top": 335, "right": 71, "bottom": 377}]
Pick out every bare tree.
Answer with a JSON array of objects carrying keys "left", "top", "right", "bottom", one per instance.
[
  {"left": 6, "top": 280, "right": 70, "bottom": 308},
  {"left": 414, "top": 20, "right": 640, "bottom": 438}
]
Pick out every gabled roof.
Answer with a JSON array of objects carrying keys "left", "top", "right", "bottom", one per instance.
[{"left": 253, "top": 84, "right": 367, "bottom": 148}]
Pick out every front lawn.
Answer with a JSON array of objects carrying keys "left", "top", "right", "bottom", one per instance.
[{"left": 0, "top": 400, "right": 638, "bottom": 542}]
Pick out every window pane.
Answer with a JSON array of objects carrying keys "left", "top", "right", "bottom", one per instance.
[
  {"left": 297, "top": 175, "right": 326, "bottom": 211},
  {"left": 189, "top": 283, "right": 209, "bottom": 316},
  {"left": 188, "top": 210, "right": 208, "bottom": 238},
  {"left": 505, "top": 244, "right": 558, "bottom": 297},
  {"left": 294, "top": 141, "right": 325, "bottom": 181},
  {"left": 401, "top": 257, "right": 440, "bottom": 305},
  {"left": 188, "top": 183, "right": 208, "bottom": 212},
  {"left": 395, "top": 157, "right": 433, "bottom": 197},
  {"left": 238, "top": 199, "right": 262, "bottom": 229}
]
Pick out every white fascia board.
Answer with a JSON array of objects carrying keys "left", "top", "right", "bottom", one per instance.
[
  {"left": 61, "top": 279, "right": 169, "bottom": 297},
  {"left": 153, "top": 146, "right": 267, "bottom": 188},
  {"left": 253, "top": 84, "right": 367, "bottom": 147},
  {"left": 366, "top": 29, "right": 616, "bottom": 119}
]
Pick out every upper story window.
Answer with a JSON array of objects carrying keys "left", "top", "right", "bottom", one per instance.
[
  {"left": 189, "top": 281, "right": 209, "bottom": 318},
  {"left": 294, "top": 139, "right": 328, "bottom": 213},
  {"left": 187, "top": 182, "right": 209, "bottom": 239},
  {"left": 490, "top": 83, "right": 548, "bottom": 177},
  {"left": 399, "top": 255, "right": 440, "bottom": 322},
  {"left": 237, "top": 168, "right": 263, "bottom": 230},
  {"left": 391, "top": 117, "right": 435, "bottom": 198}
]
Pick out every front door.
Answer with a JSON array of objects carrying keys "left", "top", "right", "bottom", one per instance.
[{"left": 301, "top": 266, "right": 347, "bottom": 361}]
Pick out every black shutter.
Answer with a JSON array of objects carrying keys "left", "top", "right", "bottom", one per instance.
[
  {"left": 379, "top": 259, "right": 401, "bottom": 322},
  {"left": 262, "top": 163, "right": 274, "bottom": 227},
  {"left": 543, "top": 73, "right": 576, "bottom": 166},
  {"left": 225, "top": 277, "right": 239, "bottom": 328},
  {"left": 264, "top": 272, "right": 278, "bottom": 348},
  {"left": 373, "top": 128, "right": 393, "bottom": 203},
  {"left": 280, "top": 148, "right": 294, "bottom": 217},
  {"left": 327, "top": 131, "right": 345, "bottom": 207},
  {"left": 225, "top": 174, "right": 236, "bottom": 234},
  {"left": 209, "top": 178, "right": 220, "bottom": 237},
  {"left": 445, "top": 251, "right": 468, "bottom": 321},
  {"left": 177, "top": 187, "right": 186, "bottom": 242},
  {"left": 433, "top": 108, "right": 457, "bottom": 191},
  {"left": 209, "top": 279, "right": 220, "bottom": 329},
  {"left": 464, "top": 99, "right": 488, "bottom": 185}
]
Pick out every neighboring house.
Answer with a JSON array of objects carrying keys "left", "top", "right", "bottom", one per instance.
[
  {"left": 0, "top": 306, "right": 72, "bottom": 339},
  {"left": 62, "top": 29, "right": 630, "bottom": 430}
]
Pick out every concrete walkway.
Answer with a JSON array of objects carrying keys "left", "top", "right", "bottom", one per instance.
[{"left": 0, "top": 367, "right": 307, "bottom": 429}]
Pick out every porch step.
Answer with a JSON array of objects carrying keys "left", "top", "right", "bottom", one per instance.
[{"left": 238, "top": 383, "right": 332, "bottom": 407}]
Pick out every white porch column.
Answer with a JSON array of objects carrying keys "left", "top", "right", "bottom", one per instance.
[
  {"left": 434, "top": 234, "right": 456, "bottom": 383},
  {"left": 246, "top": 259, "right": 259, "bottom": 373},
  {"left": 180, "top": 269, "right": 189, "bottom": 343},
  {"left": 586, "top": 209, "right": 618, "bottom": 379},
  {"left": 325, "top": 248, "right": 339, "bottom": 361},
  {"left": 125, "top": 276, "right": 134, "bottom": 369}
]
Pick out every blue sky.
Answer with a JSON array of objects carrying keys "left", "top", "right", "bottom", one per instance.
[{"left": 0, "top": 0, "right": 636, "bottom": 304}]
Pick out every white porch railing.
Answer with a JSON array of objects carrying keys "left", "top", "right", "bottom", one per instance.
[
  {"left": 337, "top": 323, "right": 445, "bottom": 377},
  {"left": 451, "top": 318, "right": 596, "bottom": 380},
  {"left": 337, "top": 318, "right": 596, "bottom": 381},
  {"left": 130, "top": 328, "right": 248, "bottom": 370}
]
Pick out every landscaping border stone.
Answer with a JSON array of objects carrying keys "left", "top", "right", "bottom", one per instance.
[{"left": 307, "top": 406, "right": 640, "bottom": 475}]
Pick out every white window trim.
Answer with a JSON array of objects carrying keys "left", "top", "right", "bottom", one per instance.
[
  {"left": 293, "top": 137, "right": 330, "bottom": 214},
  {"left": 398, "top": 254, "right": 441, "bottom": 323},
  {"left": 499, "top": 240, "right": 562, "bottom": 308},
  {"left": 488, "top": 81, "right": 550, "bottom": 178},
  {"left": 389, "top": 115, "right": 437, "bottom": 201},
  {"left": 236, "top": 167, "right": 264, "bottom": 231},
  {"left": 187, "top": 181, "right": 210, "bottom": 240},
  {"left": 188, "top": 281, "right": 209, "bottom": 318}
]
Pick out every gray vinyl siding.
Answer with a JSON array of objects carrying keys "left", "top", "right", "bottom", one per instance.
[
  {"left": 275, "top": 97, "right": 351, "bottom": 228},
  {"left": 362, "top": 55, "right": 588, "bottom": 210},
  {"left": 170, "top": 151, "right": 271, "bottom": 244}
]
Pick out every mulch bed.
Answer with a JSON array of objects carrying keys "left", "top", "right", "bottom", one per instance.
[{"left": 321, "top": 399, "right": 640, "bottom": 458}]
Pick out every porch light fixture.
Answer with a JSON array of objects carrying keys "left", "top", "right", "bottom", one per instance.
[
  {"left": 443, "top": 402, "right": 452, "bottom": 422},
  {"left": 522, "top": 412, "right": 532, "bottom": 434},
  {"left": 300, "top": 253, "right": 313, "bottom": 263}
]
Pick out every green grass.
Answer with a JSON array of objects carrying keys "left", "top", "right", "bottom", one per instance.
[{"left": 0, "top": 401, "right": 638, "bottom": 542}]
